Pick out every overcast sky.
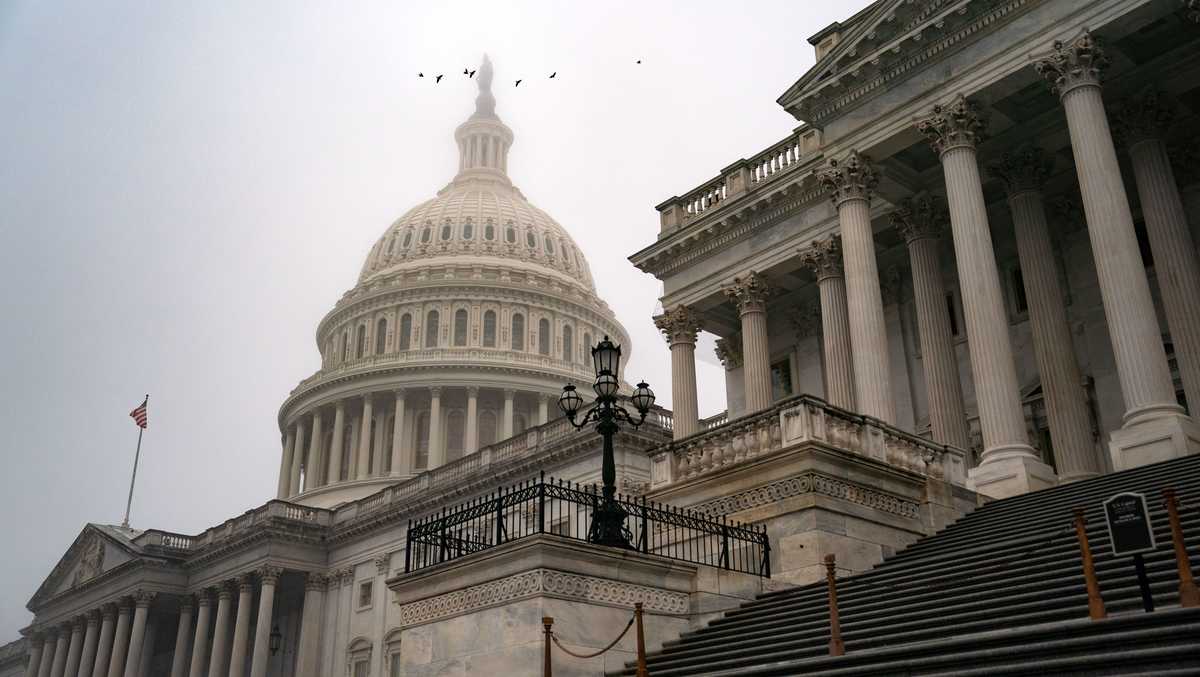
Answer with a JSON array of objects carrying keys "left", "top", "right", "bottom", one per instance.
[{"left": 0, "top": 0, "right": 870, "bottom": 639}]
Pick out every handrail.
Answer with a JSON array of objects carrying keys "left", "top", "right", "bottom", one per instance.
[{"left": 405, "top": 471, "right": 771, "bottom": 577}]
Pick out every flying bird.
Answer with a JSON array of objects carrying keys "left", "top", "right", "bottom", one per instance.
[
  {"left": 463, "top": 68, "right": 469, "bottom": 75},
  {"left": 469, "top": 70, "right": 476, "bottom": 78},
  {"left": 636, "top": 59, "right": 642, "bottom": 64},
  {"left": 436, "top": 74, "right": 444, "bottom": 83},
  {"left": 514, "top": 79, "right": 522, "bottom": 87},
  {"left": 418, "top": 72, "right": 424, "bottom": 77},
  {"left": 549, "top": 72, "right": 556, "bottom": 78}
]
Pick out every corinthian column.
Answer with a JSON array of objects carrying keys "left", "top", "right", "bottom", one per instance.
[
  {"left": 24, "top": 634, "right": 43, "bottom": 677},
  {"left": 327, "top": 402, "right": 345, "bottom": 483},
  {"left": 798, "top": 236, "right": 856, "bottom": 410},
  {"left": 90, "top": 607, "right": 116, "bottom": 677},
  {"left": 989, "top": 149, "right": 1100, "bottom": 481},
  {"left": 37, "top": 634, "right": 54, "bottom": 677},
  {"left": 185, "top": 592, "right": 211, "bottom": 677},
  {"left": 168, "top": 600, "right": 193, "bottom": 677},
  {"left": 464, "top": 388, "right": 478, "bottom": 455},
  {"left": 77, "top": 612, "right": 99, "bottom": 677},
  {"left": 917, "top": 95, "right": 1054, "bottom": 497},
  {"left": 205, "top": 586, "right": 233, "bottom": 677},
  {"left": 247, "top": 568, "right": 280, "bottom": 677},
  {"left": 890, "top": 198, "right": 971, "bottom": 449},
  {"left": 1035, "top": 32, "right": 1197, "bottom": 469},
  {"left": 49, "top": 627, "right": 68, "bottom": 677},
  {"left": 1114, "top": 89, "right": 1200, "bottom": 413},
  {"left": 428, "top": 387, "right": 444, "bottom": 467},
  {"left": 287, "top": 422, "right": 304, "bottom": 497},
  {"left": 816, "top": 152, "right": 895, "bottom": 421},
  {"left": 654, "top": 306, "right": 703, "bottom": 438},
  {"left": 225, "top": 576, "right": 253, "bottom": 677},
  {"left": 305, "top": 411, "right": 323, "bottom": 491},
  {"left": 63, "top": 619, "right": 84, "bottom": 677},
  {"left": 276, "top": 430, "right": 294, "bottom": 500},
  {"left": 105, "top": 601, "right": 132, "bottom": 677},
  {"left": 724, "top": 272, "right": 773, "bottom": 413},
  {"left": 120, "top": 592, "right": 154, "bottom": 677},
  {"left": 294, "top": 575, "right": 326, "bottom": 677},
  {"left": 356, "top": 396, "right": 373, "bottom": 479},
  {"left": 502, "top": 389, "right": 515, "bottom": 439},
  {"left": 392, "top": 389, "right": 408, "bottom": 473}
]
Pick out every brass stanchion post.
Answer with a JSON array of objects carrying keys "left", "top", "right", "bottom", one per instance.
[
  {"left": 825, "top": 554, "right": 845, "bottom": 656},
  {"left": 543, "top": 616, "right": 554, "bottom": 677},
  {"left": 1163, "top": 489, "right": 1200, "bottom": 608},
  {"left": 634, "top": 602, "right": 649, "bottom": 677},
  {"left": 1074, "top": 508, "right": 1107, "bottom": 620}
]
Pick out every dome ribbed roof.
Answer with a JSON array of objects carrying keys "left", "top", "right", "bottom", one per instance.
[{"left": 356, "top": 54, "right": 596, "bottom": 292}]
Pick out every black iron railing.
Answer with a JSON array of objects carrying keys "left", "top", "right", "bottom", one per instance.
[{"left": 404, "top": 472, "right": 771, "bottom": 577}]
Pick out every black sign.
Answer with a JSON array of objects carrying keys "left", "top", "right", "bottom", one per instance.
[{"left": 1104, "top": 492, "right": 1156, "bottom": 557}]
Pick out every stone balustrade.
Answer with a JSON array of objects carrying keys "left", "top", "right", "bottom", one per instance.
[
  {"left": 658, "top": 126, "right": 821, "bottom": 234},
  {"left": 649, "top": 395, "right": 967, "bottom": 489}
]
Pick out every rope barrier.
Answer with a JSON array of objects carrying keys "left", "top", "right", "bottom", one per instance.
[
  {"left": 542, "top": 603, "right": 649, "bottom": 677},
  {"left": 550, "top": 616, "right": 634, "bottom": 659}
]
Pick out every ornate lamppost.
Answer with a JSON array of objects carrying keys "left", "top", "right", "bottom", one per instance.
[{"left": 558, "top": 336, "right": 656, "bottom": 548}]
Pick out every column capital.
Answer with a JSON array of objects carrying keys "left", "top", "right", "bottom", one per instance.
[
  {"left": 116, "top": 598, "right": 133, "bottom": 615},
  {"left": 815, "top": 150, "right": 877, "bottom": 205},
  {"left": 916, "top": 94, "right": 988, "bottom": 156},
  {"left": 393, "top": 387, "right": 406, "bottom": 398},
  {"left": 791, "top": 300, "right": 821, "bottom": 340},
  {"left": 429, "top": 386, "right": 443, "bottom": 398},
  {"left": 1034, "top": 30, "right": 1109, "bottom": 98},
  {"left": 798, "top": 235, "right": 844, "bottom": 281},
  {"left": 85, "top": 609, "right": 101, "bottom": 626},
  {"left": 214, "top": 584, "right": 234, "bottom": 601},
  {"left": 653, "top": 306, "right": 703, "bottom": 346},
  {"left": 1111, "top": 88, "right": 1174, "bottom": 147},
  {"left": 177, "top": 597, "right": 194, "bottom": 615},
  {"left": 335, "top": 400, "right": 346, "bottom": 413},
  {"left": 131, "top": 590, "right": 156, "bottom": 608},
  {"left": 237, "top": 573, "right": 256, "bottom": 593},
  {"left": 374, "top": 554, "right": 391, "bottom": 575},
  {"left": 256, "top": 565, "right": 284, "bottom": 585},
  {"left": 304, "top": 572, "right": 330, "bottom": 591},
  {"left": 466, "top": 386, "right": 479, "bottom": 397},
  {"left": 100, "top": 602, "right": 118, "bottom": 619},
  {"left": 714, "top": 336, "right": 743, "bottom": 370},
  {"left": 59, "top": 620, "right": 75, "bottom": 634},
  {"left": 723, "top": 271, "right": 771, "bottom": 314},
  {"left": 503, "top": 388, "right": 516, "bottom": 398},
  {"left": 890, "top": 194, "right": 949, "bottom": 243},
  {"left": 988, "top": 147, "right": 1052, "bottom": 197}
]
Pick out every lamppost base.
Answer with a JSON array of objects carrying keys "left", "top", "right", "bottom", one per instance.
[{"left": 589, "top": 501, "right": 633, "bottom": 549}]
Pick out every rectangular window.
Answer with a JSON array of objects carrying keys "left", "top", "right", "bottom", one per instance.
[
  {"left": 354, "top": 660, "right": 369, "bottom": 677},
  {"left": 358, "top": 580, "right": 373, "bottom": 610},
  {"left": 770, "top": 357, "right": 793, "bottom": 401},
  {"left": 390, "top": 654, "right": 402, "bottom": 677}
]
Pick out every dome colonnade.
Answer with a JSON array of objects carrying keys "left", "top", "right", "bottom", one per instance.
[{"left": 275, "top": 55, "right": 631, "bottom": 508}]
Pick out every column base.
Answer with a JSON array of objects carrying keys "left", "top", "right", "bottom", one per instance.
[
  {"left": 1108, "top": 412, "right": 1200, "bottom": 472},
  {"left": 967, "top": 452, "right": 1059, "bottom": 499}
]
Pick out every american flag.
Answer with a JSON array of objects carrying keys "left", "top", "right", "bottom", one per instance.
[{"left": 129, "top": 396, "right": 148, "bottom": 429}]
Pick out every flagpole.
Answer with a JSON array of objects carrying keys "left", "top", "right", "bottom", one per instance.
[{"left": 123, "top": 395, "right": 147, "bottom": 528}]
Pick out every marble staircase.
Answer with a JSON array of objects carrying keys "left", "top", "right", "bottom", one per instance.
[{"left": 611, "top": 454, "right": 1200, "bottom": 676}]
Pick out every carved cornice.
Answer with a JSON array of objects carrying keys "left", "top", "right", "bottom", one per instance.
[
  {"left": 815, "top": 151, "right": 877, "bottom": 206},
  {"left": 687, "top": 471, "right": 921, "bottom": 521},
  {"left": 723, "top": 271, "right": 771, "bottom": 315},
  {"left": 714, "top": 336, "right": 743, "bottom": 371},
  {"left": 798, "top": 235, "right": 844, "bottom": 281},
  {"left": 987, "top": 147, "right": 1052, "bottom": 198},
  {"left": 916, "top": 94, "right": 987, "bottom": 157},
  {"left": 653, "top": 306, "right": 703, "bottom": 346},
  {"left": 304, "top": 573, "right": 329, "bottom": 592},
  {"left": 890, "top": 194, "right": 948, "bottom": 243},
  {"left": 398, "top": 568, "right": 688, "bottom": 627},
  {"left": 1034, "top": 30, "right": 1109, "bottom": 98},
  {"left": 1111, "top": 88, "right": 1174, "bottom": 148}
]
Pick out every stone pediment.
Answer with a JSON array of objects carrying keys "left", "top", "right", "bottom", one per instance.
[
  {"left": 28, "top": 524, "right": 141, "bottom": 609},
  {"left": 778, "top": 0, "right": 1037, "bottom": 126}
]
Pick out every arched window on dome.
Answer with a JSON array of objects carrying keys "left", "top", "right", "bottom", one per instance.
[
  {"left": 462, "top": 222, "right": 474, "bottom": 240},
  {"left": 564, "top": 245, "right": 574, "bottom": 268},
  {"left": 425, "top": 311, "right": 439, "bottom": 348},
  {"left": 538, "top": 318, "right": 551, "bottom": 356},
  {"left": 375, "top": 318, "right": 388, "bottom": 354},
  {"left": 483, "top": 310, "right": 497, "bottom": 347},
  {"left": 441, "top": 222, "right": 452, "bottom": 241},
  {"left": 583, "top": 332, "right": 593, "bottom": 355},
  {"left": 478, "top": 410, "right": 497, "bottom": 447},
  {"left": 544, "top": 238, "right": 554, "bottom": 255},
  {"left": 505, "top": 224, "right": 516, "bottom": 244},
  {"left": 445, "top": 410, "right": 465, "bottom": 462},
  {"left": 526, "top": 230, "right": 537, "bottom": 249},
  {"left": 484, "top": 222, "right": 495, "bottom": 241},
  {"left": 420, "top": 226, "right": 432, "bottom": 244},
  {"left": 414, "top": 412, "right": 430, "bottom": 471},
  {"left": 340, "top": 425, "right": 353, "bottom": 480},
  {"left": 355, "top": 324, "right": 367, "bottom": 359},
  {"left": 511, "top": 313, "right": 525, "bottom": 351},
  {"left": 402, "top": 229, "right": 413, "bottom": 248},
  {"left": 398, "top": 313, "right": 412, "bottom": 351},
  {"left": 386, "top": 235, "right": 396, "bottom": 254},
  {"left": 453, "top": 309, "right": 468, "bottom": 347},
  {"left": 562, "top": 325, "right": 573, "bottom": 363}
]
